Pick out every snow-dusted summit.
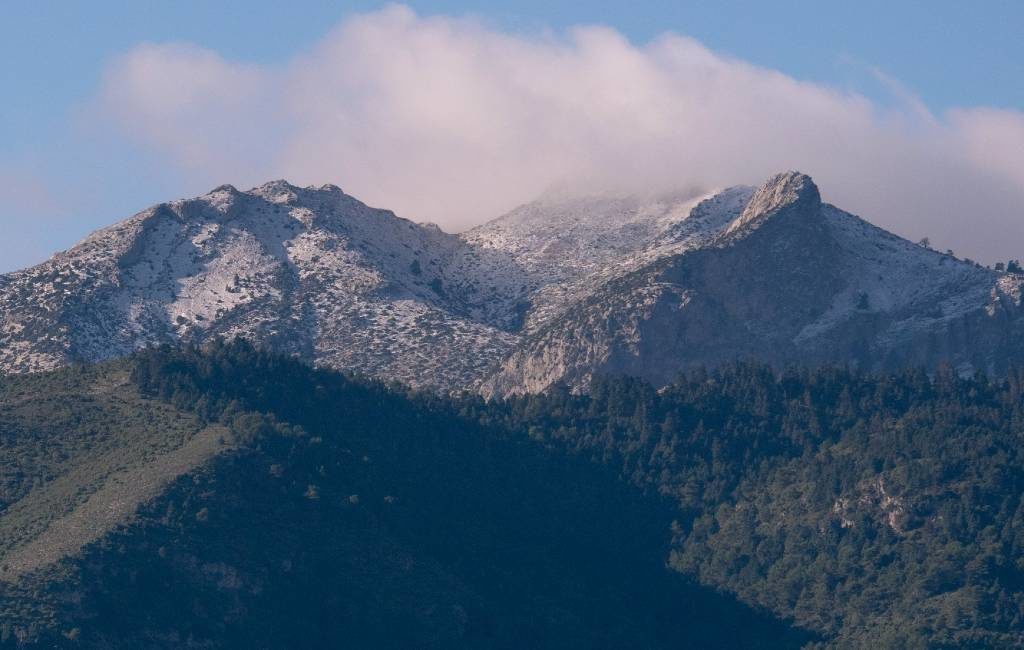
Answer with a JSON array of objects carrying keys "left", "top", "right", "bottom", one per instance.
[
  {"left": 462, "top": 187, "right": 748, "bottom": 331},
  {"left": 481, "top": 172, "right": 1024, "bottom": 396},
  {"left": 0, "top": 181, "right": 525, "bottom": 388},
  {"left": 2, "top": 173, "right": 1023, "bottom": 394}
]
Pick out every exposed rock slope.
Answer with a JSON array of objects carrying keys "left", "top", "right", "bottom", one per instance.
[
  {"left": 2, "top": 172, "right": 1022, "bottom": 394},
  {"left": 482, "top": 172, "right": 1024, "bottom": 396}
]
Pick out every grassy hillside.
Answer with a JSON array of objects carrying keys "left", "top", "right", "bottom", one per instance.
[{"left": 0, "top": 362, "right": 229, "bottom": 575}]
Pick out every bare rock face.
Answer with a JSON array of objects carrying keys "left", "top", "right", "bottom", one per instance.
[
  {"left": 724, "top": 170, "right": 821, "bottom": 236},
  {"left": 3, "top": 172, "right": 1023, "bottom": 395},
  {"left": 481, "top": 173, "right": 1024, "bottom": 397}
]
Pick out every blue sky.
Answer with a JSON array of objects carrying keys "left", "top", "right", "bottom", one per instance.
[{"left": 2, "top": 1, "right": 1024, "bottom": 271}]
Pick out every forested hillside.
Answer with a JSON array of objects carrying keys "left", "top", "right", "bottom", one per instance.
[
  {"left": 0, "top": 342, "right": 805, "bottom": 648},
  {"left": 477, "top": 366, "right": 1024, "bottom": 647},
  {"left": 3, "top": 341, "right": 1024, "bottom": 647}
]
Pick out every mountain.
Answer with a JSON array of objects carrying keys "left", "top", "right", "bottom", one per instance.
[
  {"left": 2, "top": 172, "right": 1022, "bottom": 395},
  {"left": 485, "top": 361, "right": 1024, "bottom": 648},
  {"left": 482, "top": 172, "right": 1024, "bottom": 396},
  {"left": 0, "top": 180, "right": 723, "bottom": 390},
  {"left": 0, "top": 182, "right": 525, "bottom": 389},
  {"left": 461, "top": 186, "right": 748, "bottom": 331}
]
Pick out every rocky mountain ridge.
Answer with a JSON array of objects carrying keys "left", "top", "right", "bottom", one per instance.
[
  {"left": 0, "top": 181, "right": 525, "bottom": 389},
  {"left": 483, "top": 172, "right": 1024, "bottom": 395},
  {"left": 2, "top": 172, "right": 1022, "bottom": 394}
]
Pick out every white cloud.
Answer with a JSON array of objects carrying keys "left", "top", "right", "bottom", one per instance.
[
  {"left": 97, "top": 4, "right": 1024, "bottom": 262},
  {"left": 100, "top": 42, "right": 283, "bottom": 175}
]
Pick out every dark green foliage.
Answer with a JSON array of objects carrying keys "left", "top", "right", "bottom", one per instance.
[
  {"left": 468, "top": 363, "right": 1024, "bottom": 647},
  {"left": 429, "top": 277, "right": 446, "bottom": 296},
  {"left": 2, "top": 342, "right": 807, "bottom": 648},
  {"left": 7, "top": 340, "right": 1024, "bottom": 647}
]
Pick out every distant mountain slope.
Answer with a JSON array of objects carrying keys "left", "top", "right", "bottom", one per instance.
[
  {"left": 0, "top": 180, "right": 748, "bottom": 390},
  {"left": 2, "top": 172, "right": 1022, "bottom": 395},
  {"left": 482, "top": 172, "right": 1024, "bottom": 396},
  {"left": 461, "top": 188, "right": 748, "bottom": 331},
  {"left": 0, "top": 182, "right": 526, "bottom": 389}
]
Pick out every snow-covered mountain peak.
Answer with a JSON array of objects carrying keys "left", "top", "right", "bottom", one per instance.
[
  {"left": 654, "top": 185, "right": 754, "bottom": 247},
  {"left": 5, "top": 171, "right": 1024, "bottom": 397},
  {"left": 0, "top": 181, "right": 531, "bottom": 387},
  {"left": 248, "top": 179, "right": 302, "bottom": 203},
  {"left": 461, "top": 188, "right": 734, "bottom": 331},
  {"left": 725, "top": 171, "right": 820, "bottom": 236},
  {"left": 234, "top": 180, "right": 348, "bottom": 209},
  {"left": 169, "top": 181, "right": 404, "bottom": 236},
  {"left": 464, "top": 190, "right": 708, "bottom": 271}
]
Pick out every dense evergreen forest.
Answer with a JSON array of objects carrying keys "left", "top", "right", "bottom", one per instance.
[
  {"left": 3, "top": 340, "right": 1024, "bottom": 647},
  {"left": 481, "top": 367, "right": 1024, "bottom": 647},
  {"left": 0, "top": 343, "right": 806, "bottom": 648}
]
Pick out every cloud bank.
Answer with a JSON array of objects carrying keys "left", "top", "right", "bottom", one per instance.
[{"left": 99, "top": 5, "right": 1024, "bottom": 262}]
